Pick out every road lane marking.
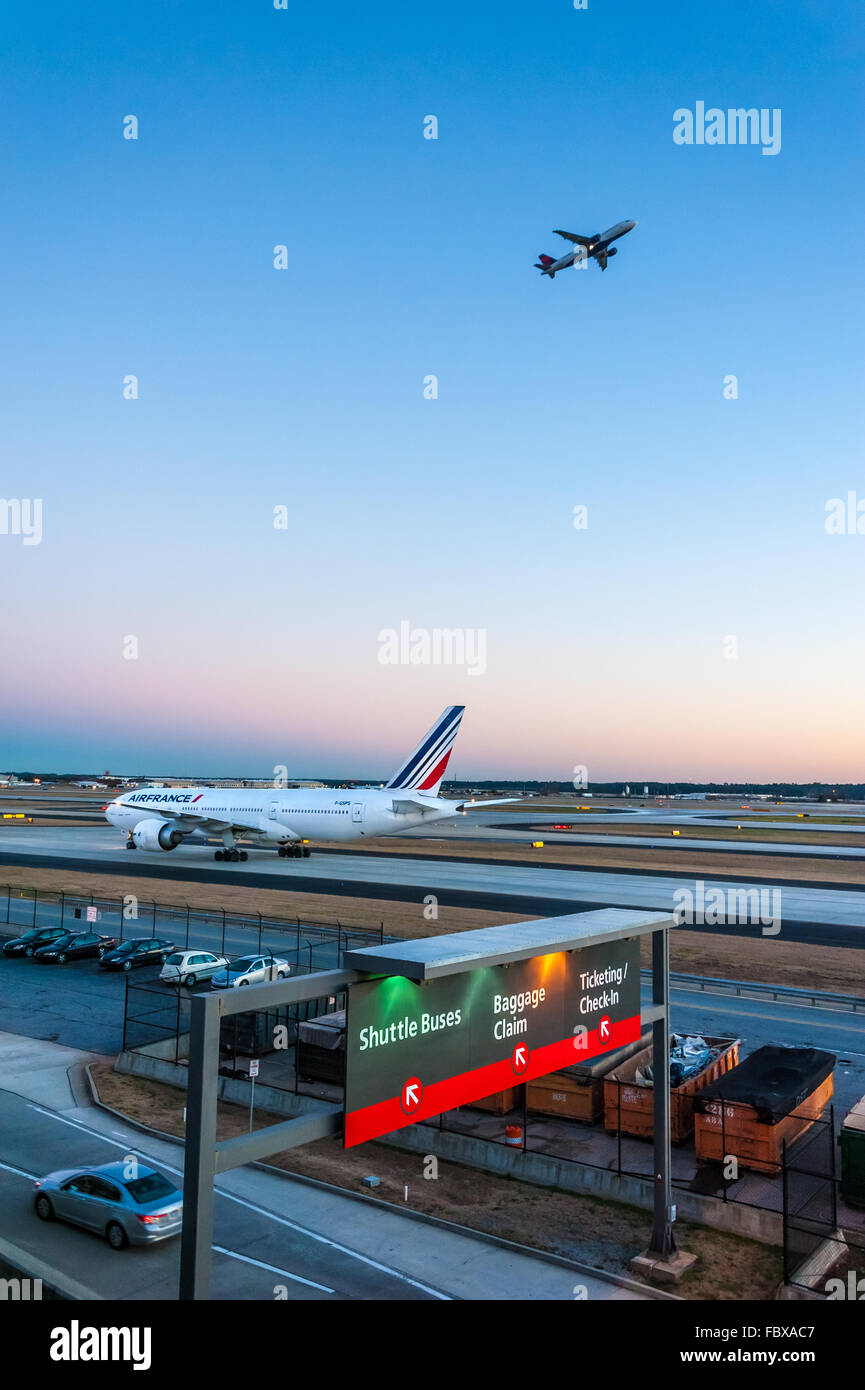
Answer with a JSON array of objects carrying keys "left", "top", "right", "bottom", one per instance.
[
  {"left": 205, "top": 1182, "right": 451, "bottom": 1299},
  {"left": 0, "top": 1159, "right": 37, "bottom": 1179},
  {"left": 212, "top": 1245, "right": 333, "bottom": 1292},
  {"left": 23, "top": 1104, "right": 451, "bottom": 1299}
]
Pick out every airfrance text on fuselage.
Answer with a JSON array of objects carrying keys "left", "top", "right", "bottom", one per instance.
[{"left": 127, "top": 792, "right": 202, "bottom": 805}]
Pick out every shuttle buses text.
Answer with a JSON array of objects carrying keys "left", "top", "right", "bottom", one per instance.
[{"left": 358, "top": 1009, "right": 462, "bottom": 1052}]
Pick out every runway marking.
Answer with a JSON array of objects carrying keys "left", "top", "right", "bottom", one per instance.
[
  {"left": 212, "top": 1245, "right": 334, "bottom": 1293},
  {"left": 24, "top": 1104, "right": 451, "bottom": 1299}
]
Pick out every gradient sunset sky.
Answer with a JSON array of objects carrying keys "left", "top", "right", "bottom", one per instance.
[{"left": 2, "top": 2, "right": 863, "bottom": 781}]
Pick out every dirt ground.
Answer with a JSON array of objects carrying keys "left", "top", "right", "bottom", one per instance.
[
  {"left": 89, "top": 1064, "right": 783, "bottom": 1300},
  {"left": 0, "top": 865, "right": 524, "bottom": 937},
  {"left": 2, "top": 864, "right": 862, "bottom": 994}
]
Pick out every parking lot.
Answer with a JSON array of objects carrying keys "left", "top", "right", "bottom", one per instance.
[{"left": 0, "top": 889, "right": 385, "bottom": 1054}]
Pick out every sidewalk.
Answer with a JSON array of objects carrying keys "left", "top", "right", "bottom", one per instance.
[{"left": 0, "top": 1031, "right": 110, "bottom": 1110}]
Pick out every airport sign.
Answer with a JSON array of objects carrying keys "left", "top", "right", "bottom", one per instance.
[{"left": 344, "top": 937, "right": 640, "bottom": 1147}]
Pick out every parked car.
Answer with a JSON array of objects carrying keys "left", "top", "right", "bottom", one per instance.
[
  {"left": 34, "top": 1160, "right": 182, "bottom": 1248},
  {"left": 99, "top": 937, "right": 175, "bottom": 972},
  {"left": 210, "top": 954, "right": 291, "bottom": 989},
  {"left": 33, "top": 931, "right": 118, "bottom": 964},
  {"left": 160, "top": 949, "right": 231, "bottom": 988},
  {"left": 3, "top": 926, "right": 69, "bottom": 957}
]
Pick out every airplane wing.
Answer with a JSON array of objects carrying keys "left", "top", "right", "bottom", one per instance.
[
  {"left": 553, "top": 230, "right": 598, "bottom": 246},
  {"left": 123, "top": 803, "right": 235, "bottom": 834},
  {"left": 454, "top": 797, "right": 526, "bottom": 811}
]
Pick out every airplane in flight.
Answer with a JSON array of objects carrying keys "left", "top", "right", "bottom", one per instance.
[
  {"left": 535, "top": 219, "right": 637, "bottom": 278},
  {"left": 105, "top": 706, "right": 521, "bottom": 863}
]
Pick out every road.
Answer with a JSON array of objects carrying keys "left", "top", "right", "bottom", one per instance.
[{"left": 0, "top": 1078, "right": 644, "bottom": 1302}]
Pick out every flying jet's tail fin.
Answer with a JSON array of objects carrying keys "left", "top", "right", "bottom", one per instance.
[
  {"left": 385, "top": 705, "right": 465, "bottom": 795},
  {"left": 535, "top": 254, "right": 555, "bottom": 269}
]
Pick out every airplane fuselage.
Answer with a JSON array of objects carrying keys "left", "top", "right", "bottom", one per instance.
[
  {"left": 106, "top": 785, "right": 464, "bottom": 848},
  {"left": 542, "top": 219, "right": 637, "bottom": 275}
]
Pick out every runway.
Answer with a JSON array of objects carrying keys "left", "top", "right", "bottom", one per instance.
[
  {"left": 459, "top": 807, "right": 865, "bottom": 834},
  {"left": 412, "top": 818, "right": 865, "bottom": 861},
  {"left": 2, "top": 824, "right": 864, "bottom": 949}
]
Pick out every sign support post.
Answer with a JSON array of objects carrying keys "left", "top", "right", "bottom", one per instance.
[
  {"left": 179, "top": 992, "right": 220, "bottom": 1302},
  {"left": 650, "top": 925, "right": 674, "bottom": 1258},
  {"left": 629, "top": 923, "right": 698, "bottom": 1284}
]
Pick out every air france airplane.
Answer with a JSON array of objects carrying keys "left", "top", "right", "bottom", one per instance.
[
  {"left": 535, "top": 219, "right": 637, "bottom": 278},
  {"left": 105, "top": 706, "right": 519, "bottom": 863}
]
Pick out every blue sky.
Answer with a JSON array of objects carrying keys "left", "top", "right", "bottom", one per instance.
[{"left": 1, "top": 1, "right": 863, "bottom": 778}]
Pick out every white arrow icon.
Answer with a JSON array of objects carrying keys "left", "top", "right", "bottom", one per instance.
[
  {"left": 599, "top": 1016, "right": 611, "bottom": 1041},
  {"left": 401, "top": 1077, "right": 423, "bottom": 1113}
]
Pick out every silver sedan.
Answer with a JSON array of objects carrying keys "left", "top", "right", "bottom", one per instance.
[
  {"left": 33, "top": 1161, "right": 183, "bottom": 1249},
  {"left": 210, "top": 953, "right": 291, "bottom": 989},
  {"left": 160, "top": 949, "right": 231, "bottom": 987}
]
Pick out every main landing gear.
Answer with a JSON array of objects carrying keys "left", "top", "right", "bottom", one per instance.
[
  {"left": 214, "top": 849, "right": 248, "bottom": 862},
  {"left": 278, "top": 845, "right": 311, "bottom": 858}
]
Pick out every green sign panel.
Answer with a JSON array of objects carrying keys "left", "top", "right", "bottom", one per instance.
[{"left": 344, "top": 938, "right": 640, "bottom": 1147}]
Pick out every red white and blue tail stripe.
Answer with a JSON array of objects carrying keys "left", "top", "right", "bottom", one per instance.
[{"left": 385, "top": 706, "right": 465, "bottom": 795}]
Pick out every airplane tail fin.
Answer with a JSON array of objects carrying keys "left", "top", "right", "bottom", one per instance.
[
  {"left": 385, "top": 706, "right": 465, "bottom": 795},
  {"left": 535, "top": 254, "right": 555, "bottom": 270}
]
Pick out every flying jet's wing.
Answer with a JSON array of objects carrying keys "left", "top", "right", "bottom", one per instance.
[{"left": 553, "top": 230, "right": 599, "bottom": 246}]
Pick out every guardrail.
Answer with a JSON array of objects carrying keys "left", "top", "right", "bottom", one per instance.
[{"left": 641, "top": 968, "right": 865, "bottom": 1013}]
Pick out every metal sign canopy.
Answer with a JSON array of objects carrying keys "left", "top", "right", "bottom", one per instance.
[
  {"left": 179, "top": 908, "right": 676, "bottom": 1300},
  {"left": 343, "top": 908, "right": 670, "bottom": 979}
]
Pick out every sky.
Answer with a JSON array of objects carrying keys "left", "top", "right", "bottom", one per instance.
[{"left": 1, "top": 1, "right": 863, "bottom": 781}]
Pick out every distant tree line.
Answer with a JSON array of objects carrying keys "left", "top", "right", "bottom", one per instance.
[{"left": 10, "top": 772, "right": 863, "bottom": 801}]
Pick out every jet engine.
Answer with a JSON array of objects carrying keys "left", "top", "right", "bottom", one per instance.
[
  {"left": 132, "top": 818, "right": 185, "bottom": 851},
  {"left": 606, "top": 246, "right": 617, "bottom": 257}
]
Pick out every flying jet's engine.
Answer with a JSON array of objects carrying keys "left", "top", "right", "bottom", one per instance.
[
  {"left": 606, "top": 246, "right": 618, "bottom": 257},
  {"left": 132, "top": 818, "right": 185, "bottom": 851}
]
